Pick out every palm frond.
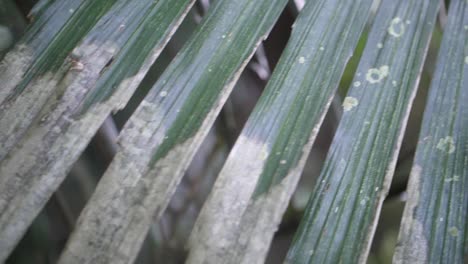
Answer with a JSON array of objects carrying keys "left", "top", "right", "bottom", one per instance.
[
  {"left": 0, "top": 0, "right": 465, "bottom": 263},
  {"left": 188, "top": 0, "right": 373, "bottom": 262},
  {"left": 394, "top": 0, "right": 467, "bottom": 262},
  {"left": 286, "top": 0, "right": 439, "bottom": 262},
  {"left": 58, "top": 0, "right": 288, "bottom": 263}
]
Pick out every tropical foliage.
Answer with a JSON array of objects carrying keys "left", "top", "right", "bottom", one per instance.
[{"left": 0, "top": 0, "right": 466, "bottom": 263}]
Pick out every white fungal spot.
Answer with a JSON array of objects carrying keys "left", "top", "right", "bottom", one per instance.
[
  {"left": 69, "top": 8, "right": 74, "bottom": 13},
  {"left": 388, "top": 17, "right": 405, "bottom": 37},
  {"left": 159, "top": 91, "right": 168, "bottom": 97},
  {"left": 298, "top": 56, "right": 305, "bottom": 64},
  {"left": 439, "top": 217, "right": 443, "bottom": 222},
  {"left": 465, "top": 56, "right": 468, "bottom": 64},
  {"left": 52, "top": 126, "right": 62, "bottom": 133},
  {"left": 445, "top": 175, "right": 460, "bottom": 182},
  {"left": 353, "top": 81, "right": 361, "bottom": 87},
  {"left": 319, "top": 46, "right": 324, "bottom": 51},
  {"left": 436, "top": 136, "right": 455, "bottom": 154},
  {"left": 392, "top": 80, "right": 398, "bottom": 86},
  {"left": 377, "top": 43, "right": 383, "bottom": 49},
  {"left": 222, "top": 34, "right": 226, "bottom": 39},
  {"left": 342, "top": 97, "right": 359, "bottom": 111},
  {"left": 406, "top": 20, "right": 411, "bottom": 24},
  {"left": 464, "top": 25, "right": 468, "bottom": 30},
  {"left": 360, "top": 199, "right": 367, "bottom": 205},
  {"left": 366, "top": 65, "right": 389, "bottom": 84},
  {"left": 375, "top": 187, "right": 379, "bottom": 192},
  {"left": 448, "top": 227, "right": 459, "bottom": 237},
  {"left": 280, "top": 159, "right": 287, "bottom": 165},
  {"left": 334, "top": 207, "right": 339, "bottom": 213}
]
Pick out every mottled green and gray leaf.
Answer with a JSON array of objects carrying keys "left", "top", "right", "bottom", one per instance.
[
  {"left": 394, "top": 0, "right": 468, "bottom": 263},
  {"left": 286, "top": 0, "right": 440, "bottom": 263}
]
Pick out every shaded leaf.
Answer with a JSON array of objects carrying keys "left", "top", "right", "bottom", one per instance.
[
  {"left": 58, "top": 0, "right": 289, "bottom": 263},
  {"left": 0, "top": 0, "right": 195, "bottom": 260},
  {"left": 394, "top": 0, "right": 468, "bottom": 262},
  {"left": 187, "top": 0, "right": 374, "bottom": 263},
  {"left": 286, "top": 0, "right": 440, "bottom": 263}
]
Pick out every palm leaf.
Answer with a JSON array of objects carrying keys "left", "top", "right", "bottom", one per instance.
[
  {"left": 286, "top": 0, "right": 439, "bottom": 262},
  {"left": 0, "top": 0, "right": 466, "bottom": 263},
  {"left": 0, "top": 0, "right": 195, "bottom": 260},
  {"left": 394, "top": 0, "right": 467, "bottom": 262},
  {"left": 58, "top": 0, "right": 288, "bottom": 263},
  {"left": 188, "top": 0, "right": 373, "bottom": 263}
]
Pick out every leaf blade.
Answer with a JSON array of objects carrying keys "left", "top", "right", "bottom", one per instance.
[
  {"left": 286, "top": 0, "right": 440, "bottom": 262},
  {"left": 0, "top": 0, "right": 195, "bottom": 260},
  {"left": 187, "top": 0, "right": 374, "bottom": 263},
  {"left": 394, "top": 0, "right": 468, "bottom": 262},
  {"left": 58, "top": 0, "right": 289, "bottom": 263}
]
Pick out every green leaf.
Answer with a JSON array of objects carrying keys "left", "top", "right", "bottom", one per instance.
[
  {"left": 187, "top": 0, "right": 374, "bottom": 263},
  {"left": 394, "top": 0, "right": 468, "bottom": 263},
  {"left": 0, "top": 0, "right": 194, "bottom": 261},
  {"left": 285, "top": 0, "right": 440, "bottom": 263},
  {"left": 58, "top": 0, "right": 289, "bottom": 263}
]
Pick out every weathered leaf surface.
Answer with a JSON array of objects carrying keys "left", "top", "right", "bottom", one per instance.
[
  {"left": 394, "top": 0, "right": 468, "bottom": 263},
  {"left": 285, "top": 0, "right": 440, "bottom": 263},
  {"left": 0, "top": 0, "right": 85, "bottom": 112},
  {"left": 0, "top": 0, "right": 116, "bottom": 157},
  {"left": 58, "top": 0, "right": 289, "bottom": 263},
  {"left": 187, "top": 0, "right": 374, "bottom": 263},
  {"left": 0, "top": 0, "right": 195, "bottom": 260}
]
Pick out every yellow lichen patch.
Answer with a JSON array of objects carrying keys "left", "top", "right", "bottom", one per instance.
[
  {"left": 365, "top": 65, "right": 389, "bottom": 84},
  {"left": 448, "top": 227, "right": 459, "bottom": 237},
  {"left": 436, "top": 136, "right": 455, "bottom": 154},
  {"left": 388, "top": 17, "right": 405, "bottom": 37},
  {"left": 260, "top": 146, "right": 269, "bottom": 161},
  {"left": 342, "top": 97, "right": 359, "bottom": 112}
]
